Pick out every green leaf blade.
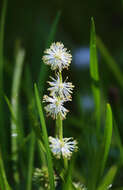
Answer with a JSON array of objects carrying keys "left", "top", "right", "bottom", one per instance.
[
  {"left": 34, "top": 84, "right": 55, "bottom": 190},
  {"left": 96, "top": 36, "right": 123, "bottom": 90},
  {"left": 100, "top": 103, "right": 113, "bottom": 177},
  {"left": 90, "top": 17, "right": 99, "bottom": 81},
  {"left": 26, "top": 131, "right": 36, "bottom": 190},
  {"left": 88, "top": 17, "right": 101, "bottom": 190},
  {"left": 38, "top": 11, "right": 61, "bottom": 95},
  {"left": 90, "top": 17, "right": 101, "bottom": 132},
  {"left": 10, "top": 48, "right": 25, "bottom": 183},
  {"left": 0, "top": 151, "right": 12, "bottom": 190},
  {"left": 98, "top": 165, "right": 117, "bottom": 190}
]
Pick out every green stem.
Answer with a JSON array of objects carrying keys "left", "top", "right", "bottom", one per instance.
[
  {"left": 59, "top": 116, "right": 63, "bottom": 140},
  {"left": 55, "top": 71, "right": 63, "bottom": 140},
  {"left": 55, "top": 119, "right": 59, "bottom": 137},
  {"left": 64, "top": 158, "right": 68, "bottom": 170},
  {"left": 56, "top": 115, "right": 63, "bottom": 140}
]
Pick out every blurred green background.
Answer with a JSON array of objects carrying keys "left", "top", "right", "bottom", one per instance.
[{"left": 1, "top": 0, "right": 123, "bottom": 189}]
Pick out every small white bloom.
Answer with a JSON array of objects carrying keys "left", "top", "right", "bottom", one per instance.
[
  {"left": 48, "top": 74, "right": 74, "bottom": 101},
  {"left": 49, "top": 136, "right": 78, "bottom": 159},
  {"left": 107, "top": 184, "right": 112, "bottom": 189},
  {"left": 42, "top": 42, "right": 72, "bottom": 71},
  {"left": 43, "top": 95, "right": 68, "bottom": 119},
  {"left": 73, "top": 182, "right": 87, "bottom": 190}
]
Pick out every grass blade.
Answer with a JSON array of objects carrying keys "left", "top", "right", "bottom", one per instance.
[
  {"left": 0, "top": 0, "right": 7, "bottom": 91},
  {"left": 0, "top": 0, "right": 7, "bottom": 163},
  {"left": 88, "top": 17, "right": 101, "bottom": 190},
  {"left": 46, "top": 11, "right": 61, "bottom": 48},
  {"left": 4, "top": 95, "right": 18, "bottom": 126},
  {"left": 63, "top": 158, "right": 75, "bottom": 190},
  {"left": 24, "top": 65, "right": 47, "bottom": 172},
  {"left": 34, "top": 83, "right": 55, "bottom": 190},
  {"left": 38, "top": 11, "right": 61, "bottom": 95},
  {"left": 97, "top": 165, "right": 117, "bottom": 190},
  {"left": 24, "top": 65, "right": 47, "bottom": 167},
  {"left": 0, "top": 150, "right": 11, "bottom": 190},
  {"left": 90, "top": 17, "right": 101, "bottom": 132},
  {"left": 90, "top": 17, "right": 99, "bottom": 81},
  {"left": 100, "top": 103, "right": 113, "bottom": 177},
  {"left": 114, "top": 120, "right": 123, "bottom": 164},
  {"left": 11, "top": 47, "right": 25, "bottom": 183},
  {"left": 96, "top": 36, "right": 123, "bottom": 90},
  {"left": 26, "top": 131, "right": 36, "bottom": 190}
]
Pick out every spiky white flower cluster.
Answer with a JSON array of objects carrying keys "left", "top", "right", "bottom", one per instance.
[
  {"left": 47, "top": 75, "right": 74, "bottom": 101},
  {"left": 42, "top": 42, "right": 78, "bottom": 160},
  {"left": 49, "top": 136, "right": 78, "bottom": 159},
  {"left": 43, "top": 42, "right": 74, "bottom": 120},
  {"left": 43, "top": 95, "right": 69, "bottom": 119},
  {"left": 42, "top": 42, "right": 72, "bottom": 71}
]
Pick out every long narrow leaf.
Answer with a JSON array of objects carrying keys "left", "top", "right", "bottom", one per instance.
[
  {"left": 38, "top": 11, "right": 61, "bottom": 95},
  {"left": 96, "top": 36, "right": 123, "bottom": 90},
  {"left": 4, "top": 95, "right": 18, "bottom": 126},
  {"left": 0, "top": 150, "right": 11, "bottom": 190},
  {"left": 88, "top": 17, "right": 101, "bottom": 190},
  {"left": 114, "top": 120, "right": 123, "bottom": 164},
  {"left": 100, "top": 103, "right": 113, "bottom": 176},
  {"left": 24, "top": 65, "right": 46, "bottom": 168},
  {"left": 0, "top": 0, "right": 7, "bottom": 163},
  {"left": 24, "top": 65, "right": 47, "bottom": 176},
  {"left": 63, "top": 160, "right": 73, "bottom": 190},
  {"left": 97, "top": 165, "right": 117, "bottom": 190},
  {"left": 34, "top": 84, "right": 55, "bottom": 190},
  {"left": 0, "top": 0, "right": 7, "bottom": 91},
  {"left": 90, "top": 17, "right": 101, "bottom": 131},
  {"left": 90, "top": 17, "right": 99, "bottom": 81},
  {"left": 11, "top": 47, "right": 25, "bottom": 183},
  {"left": 26, "top": 131, "right": 36, "bottom": 190}
]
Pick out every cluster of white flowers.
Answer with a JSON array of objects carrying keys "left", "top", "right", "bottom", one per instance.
[
  {"left": 42, "top": 42, "right": 77, "bottom": 160},
  {"left": 49, "top": 136, "right": 78, "bottom": 159},
  {"left": 43, "top": 42, "right": 74, "bottom": 120},
  {"left": 42, "top": 42, "right": 72, "bottom": 71}
]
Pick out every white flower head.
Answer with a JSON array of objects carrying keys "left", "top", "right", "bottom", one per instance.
[
  {"left": 48, "top": 74, "right": 74, "bottom": 101},
  {"left": 43, "top": 95, "right": 68, "bottom": 119},
  {"left": 107, "top": 184, "right": 112, "bottom": 189},
  {"left": 42, "top": 42, "right": 72, "bottom": 71},
  {"left": 49, "top": 136, "right": 78, "bottom": 159},
  {"left": 73, "top": 182, "right": 87, "bottom": 190}
]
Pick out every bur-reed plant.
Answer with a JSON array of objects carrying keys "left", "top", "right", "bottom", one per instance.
[{"left": 0, "top": 2, "right": 123, "bottom": 188}]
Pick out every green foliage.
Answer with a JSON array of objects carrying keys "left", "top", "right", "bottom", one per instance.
[
  {"left": 90, "top": 17, "right": 99, "bottom": 81},
  {"left": 100, "top": 104, "right": 113, "bottom": 177},
  {"left": 90, "top": 17, "right": 101, "bottom": 132},
  {"left": 38, "top": 11, "right": 61, "bottom": 95},
  {"left": 34, "top": 84, "right": 55, "bottom": 190},
  {"left": 0, "top": 151, "right": 11, "bottom": 190},
  {"left": 10, "top": 47, "right": 25, "bottom": 184},
  {"left": 0, "top": 0, "right": 8, "bottom": 165},
  {"left": 97, "top": 165, "right": 117, "bottom": 190},
  {"left": 0, "top": 3, "right": 123, "bottom": 189},
  {"left": 96, "top": 36, "right": 123, "bottom": 90},
  {"left": 26, "top": 131, "right": 36, "bottom": 190}
]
